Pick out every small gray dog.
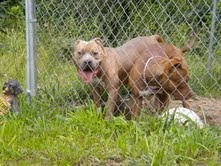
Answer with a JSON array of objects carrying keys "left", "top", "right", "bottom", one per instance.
[{"left": 0, "top": 80, "right": 23, "bottom": 115}]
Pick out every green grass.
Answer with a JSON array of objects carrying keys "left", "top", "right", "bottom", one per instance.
[
  {"left": 0, "top": 100, "right": 220, "bottom": 165},
  {"left": 0, "top": 30, "right": 221, "bottom": 165},
  {"left": 187, "top": 54, "right": 221, "bottom": 97}
]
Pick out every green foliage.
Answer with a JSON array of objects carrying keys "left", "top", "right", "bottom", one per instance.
[
  {"left": 187, "top": 54, "right": 221, "bottom": 97},
  {"left": 36, "top": 0, "right": 216, "bottom": 45},
  {"left": 0, "top": 30, "right": 25, "bottom": 83},
  {"left": 0, "top": 0, "right": 25, "bottom": 32}
]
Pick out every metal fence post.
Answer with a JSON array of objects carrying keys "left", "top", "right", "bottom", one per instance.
[
  {"left": 207, "top": 0, "right": 217, "bottom": 73},
  {"left": 25, "top": 0, "right": 37, "bottom": 105}
]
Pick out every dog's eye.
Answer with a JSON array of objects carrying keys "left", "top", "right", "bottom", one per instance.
[
  {"left": 91, "top": 51, "right": 98, "bottom": 56},
  {"left": 77, "top": 51, "right": 84, "bottom": 56}
]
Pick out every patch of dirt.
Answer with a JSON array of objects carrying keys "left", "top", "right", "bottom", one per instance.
[
  {"left": 116, "top": 96, "right": 221, "bottom": 127},
  {"left": 170, "top": 97, "right": 221, "bottom": 127}
]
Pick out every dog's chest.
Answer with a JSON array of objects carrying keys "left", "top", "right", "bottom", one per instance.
[{"left": 139, "top": 86, "right": 163, "bottom": 97}]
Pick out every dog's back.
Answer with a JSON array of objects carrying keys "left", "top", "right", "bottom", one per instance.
[{"left": 114, "top": 35, "right": 164, "bottom": 83}]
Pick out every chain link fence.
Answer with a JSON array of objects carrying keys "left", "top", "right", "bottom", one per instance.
[{"left": 30, "top": 0, "right": 221, "bottom": 119}]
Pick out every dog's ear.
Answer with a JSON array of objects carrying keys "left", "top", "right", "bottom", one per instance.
[
  {"left": 154, "top": 35, "right": 164, "bottom": 43},
  {"left": 93, "top": 37, "right": 105, "bottom": 54},
  {"left": 93, "top": 37, "right": 103, "bottom": 46}
]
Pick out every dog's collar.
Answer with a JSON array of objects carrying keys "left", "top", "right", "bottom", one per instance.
[
  {"left": 142, "top": 56, "right": 162, "bottom": 82},
  {"left": 143, "top": 56, "right": 156, "bottom": 79},
  {"left": 142, "top": 56, "right": 162, "bottom": 94}
]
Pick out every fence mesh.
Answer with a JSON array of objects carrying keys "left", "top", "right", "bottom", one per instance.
[{"left": 34, "top": 0, "right": 221, "bottom": 120}]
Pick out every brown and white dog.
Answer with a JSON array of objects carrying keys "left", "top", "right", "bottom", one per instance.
[
  {"left": 128, "top": 35, "right": 196, "bottom": 118},
  {"left": 73, "top": 35, "right": 163, "bottom": 119}
]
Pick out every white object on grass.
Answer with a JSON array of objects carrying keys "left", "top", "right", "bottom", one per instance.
[{"left": 162, "top": 107, "right": 204, "bottom": 128}]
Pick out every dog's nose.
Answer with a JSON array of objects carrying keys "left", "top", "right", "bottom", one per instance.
[{"left": 84, "top": 60, "right": 92, "bottom": 66}]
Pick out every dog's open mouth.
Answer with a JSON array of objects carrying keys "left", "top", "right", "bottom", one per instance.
[{"left": 77, "top": 68, "right": 99, "bottom": 83}]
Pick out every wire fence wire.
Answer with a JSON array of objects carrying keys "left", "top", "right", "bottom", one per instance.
[{"left": 33, "top": 0, "right": 221, "bottom": 116}]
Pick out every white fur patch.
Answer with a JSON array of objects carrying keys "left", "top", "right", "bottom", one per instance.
[
  {"left": 139, "top": 86, "right": 162, "bottom": 96},
  {"left": 139, "top": 89, "right": 153, "bottom": 96}
]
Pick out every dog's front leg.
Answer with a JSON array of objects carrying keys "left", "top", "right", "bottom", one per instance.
[
  {"left": 156, "top": 92, "right": 170, "bottom": 111},
  {"left": 131, "top": 95, "right": 142, "bottom": 119},
  {"left": 104, "top": 82, "right": 120, "bottom": 120},
  {"left": 91, "top": 85, "right": 102, "bottom": 107}
]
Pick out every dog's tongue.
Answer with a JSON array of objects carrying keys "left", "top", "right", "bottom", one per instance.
[{"left": 78, "top": 69, "right": 98, "bottom": 83}]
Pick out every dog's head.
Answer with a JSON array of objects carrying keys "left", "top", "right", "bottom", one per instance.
[
  {"left": 2, "top": 80, "right": 23, "bottom": 96},
  {"left": 166, "top": 59, "right": 192, "bottom": 100},
  {"left": 146, "top": 57, "right": 192, "bottom": 100},
  {"left": 73, "top": 38, "right": 105, "bottom": 83}
]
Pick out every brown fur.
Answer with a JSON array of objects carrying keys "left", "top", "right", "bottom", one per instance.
[
  {"left": 128, "top": 41, "right": 194, "bottom": 118},
  {"left": 73, "top": 35, "right": 164, "bottom": 119}
]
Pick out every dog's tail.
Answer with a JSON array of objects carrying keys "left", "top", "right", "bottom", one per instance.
[{"left": 180, "top": 28, "right": 197, "bottom": 53}]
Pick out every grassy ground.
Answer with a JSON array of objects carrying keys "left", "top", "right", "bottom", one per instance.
[
  {"left": 0, "top": 30, "right": 221, "bottom": 165},
  {"left": 1, "top": 100, "right": 221, "bottom": 165}
]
